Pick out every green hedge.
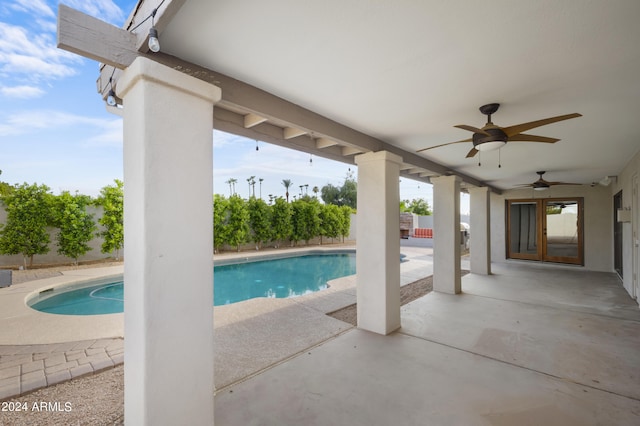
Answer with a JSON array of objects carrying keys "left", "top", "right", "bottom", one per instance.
[{"left": 213, "top": 195, "right": 352, "bottom": 252}]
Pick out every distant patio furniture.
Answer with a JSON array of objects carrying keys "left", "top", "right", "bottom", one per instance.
[
  {"left": 0, "top": 270, "right": 12, "bottom": 288},
  {"left": 413, "top": 228, "right": 433, "bottom": 238}
]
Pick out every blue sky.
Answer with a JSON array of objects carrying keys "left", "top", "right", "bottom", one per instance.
[{"left": 0, "top": 1, "right": 461, "bottom": 212}]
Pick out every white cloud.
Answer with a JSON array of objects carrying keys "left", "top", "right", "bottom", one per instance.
[
  {"left": 63, "top": 0, "right": 125, "bottom": 25},
  {"left": 0, "top": 109, "right": 118, "bottom": 137},
  {"left": 0, "top": 84, "right": 45, "bottom": 98},
  {"left": 0, "top": 22, "right": 80, "bottom": 81},
  {"left": 84, "top": 117, "right": 123, "bottom": 147},
  {"left": 9, "top": 0, "right": 54, "bottom": 18},
  {"left": 0, "top": 1, "right": 126, "bottom": 94}
]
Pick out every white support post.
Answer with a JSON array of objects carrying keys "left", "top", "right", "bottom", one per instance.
[
  {"left": 117, "top": 57, "right": 221, "bottom": 426},
  {"left": 468, "top": 186, "right": 491, "bottom": 275},
  {"left": 431, "top": 175, "right": 462, "bottom": 294},
  {"left": 354, "top": 151, "right": 403, "bottom": 335}
]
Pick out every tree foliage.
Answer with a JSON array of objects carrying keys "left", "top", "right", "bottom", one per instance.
[
  {"left": 402, "top": 198, "right": 432, "bottom": 215},
  {"left": 248, "top": 197, "right": 271, "bottom": 248},
  {"left": 0, "top": 183, "right": 54, "bottom": 268},
  {"left": 319, "top": 203, "right": 341, "bottom": 243},
  {"left": 95, "top": 180, "right": 124, "bottom": 259},
  {"left": 210, "top": 196, "right": 352, "bottom": 251},
  {"left": 53, "top": 191, "right": 97, "bottom": 264},
  {"left": 0, "top": 170, "right": 12, "bottom": 198},
  {"left": 291, "top": 199, "right": 321, "bottom": 245},
  {"left": 213, "top": 194, "right": 229, "bottom": 253},
  {"left": 226, "top": 195, "right": 250, "bottom": 251},
  {"left": 320, "top": 171, "right": 357, "bottom": 209},
  {"left": 270, "top": 197, "right": 292, "bottom": 247}
]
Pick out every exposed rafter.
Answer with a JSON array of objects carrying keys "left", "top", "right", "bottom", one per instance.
[
  {"left": 316, "top": 138, "right": 337, "bottom": 149},
  {"left": 244, "top": 113, "right": 267, "bottom": 128},
  {"left": 283, "top": 127, "right": 307, "bottom": 139},
  {"left": 342, "top": 146, "right": 364, "bottom": 156}
]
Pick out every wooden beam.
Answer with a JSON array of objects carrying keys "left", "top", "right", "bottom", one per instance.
[
  {"left": 283, "top": 127, "right": 307, "bottom": 139},
  {"left": 57, "top": 4, "right": 138, "bottom": 69},
  {"left": 244, "top": 113, "right": 267, "bottom": 128},
  {"left": 342, "top": 146, "right": 364, "bottom": 156},
  {"left": 316, "top": 137, "right": 337, "bottom": 149}
]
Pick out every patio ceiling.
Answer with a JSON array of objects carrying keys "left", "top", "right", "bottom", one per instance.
[{"left": 103, "top": 0, "right": 640, "bottom": 191}]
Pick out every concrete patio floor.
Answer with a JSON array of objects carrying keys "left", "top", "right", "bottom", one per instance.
[{"left": 215, "top": 262, "right": 640, "bottom": 425}]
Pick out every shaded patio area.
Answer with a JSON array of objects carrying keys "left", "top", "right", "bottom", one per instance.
[{"left": 215, "top": 262, "right": 640, "bottom": 425}]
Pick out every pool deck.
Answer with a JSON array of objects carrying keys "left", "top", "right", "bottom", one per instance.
[{"left": 0, "top": 243, "right": 441, "bottom": 400}]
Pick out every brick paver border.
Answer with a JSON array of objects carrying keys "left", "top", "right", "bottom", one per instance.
[{"left": 0, "top": 338, "right": 123, "bottom": 400}]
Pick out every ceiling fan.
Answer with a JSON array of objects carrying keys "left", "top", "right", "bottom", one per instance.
[
  {"left": 416, "top": 103, "right": 581, "bottom": 158},
  {"left": 517, "top": 171, "right": 582, "bottom": 191}
]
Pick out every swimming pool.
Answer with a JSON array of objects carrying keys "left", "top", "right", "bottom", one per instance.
[{"left": 28, "top": 252, "right": 357, "bottom": 315}]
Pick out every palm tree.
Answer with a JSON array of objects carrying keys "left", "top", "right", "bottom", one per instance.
[
  {"left": 229, "top": 178, "right": 237, "bottom": 195},
  {"left": 247, "top": 176, "right": 256, "bottom": 198},
  {"left": 312, "top": 186, "right": 319, "bottom": 198},
  {"left": 282, "top": 179, "right": 292, "bottom": 202},
  {"left": 259, "top": 178, "right": 264, "bottom": 199},
  {"left": 225, "top": 178, "right": 233, "bottom": 196}
]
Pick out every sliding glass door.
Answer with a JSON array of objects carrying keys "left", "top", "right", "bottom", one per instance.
[{"left": 507, "top": 198, "right": 583, "bottom": 265}]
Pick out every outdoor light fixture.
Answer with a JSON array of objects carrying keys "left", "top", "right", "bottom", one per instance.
[
  {"left": 107, "top": 89, "right": 117, "bottom": 106},
  {"left": 148, "top": 27, "right": 160, "bottom": 52}
]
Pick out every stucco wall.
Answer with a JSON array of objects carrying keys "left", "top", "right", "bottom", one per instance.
[{"left": 490, "top": 184, "right": 613, "bottom": 272}]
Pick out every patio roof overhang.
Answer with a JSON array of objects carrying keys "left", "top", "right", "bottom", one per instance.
[
  {"left": 58, "top": 4, "right": 500, "bottom": 194},
  {"left": 59, "top": 0, "right": 640, "bottom": 193}
]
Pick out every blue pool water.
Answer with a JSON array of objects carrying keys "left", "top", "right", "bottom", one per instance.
[{"left": 29, "top": 253, "right": 357, "bottom": 315}]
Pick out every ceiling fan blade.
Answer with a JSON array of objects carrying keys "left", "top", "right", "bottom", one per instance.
[
  {"left": 465, "top": 147, "right": 479, "bottom": 158},
  {"left": 547, "top": 182, "right": 582, "bottom": 186},
  {"left": 416, "top": 138, "right": 472, "bottom": 153},
  {"left": 507, "top": 134, "right": 560, "bottom": 143},
  {"left": 454, "top": 124, "right": 491, "bottom": 136},
  {"left": 502, "top": 113, "right": 582, "bottom": 137}
]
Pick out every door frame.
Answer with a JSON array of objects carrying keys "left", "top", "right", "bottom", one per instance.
[{"left": 506, "top": 197, "right": 584, "bottom": 265}]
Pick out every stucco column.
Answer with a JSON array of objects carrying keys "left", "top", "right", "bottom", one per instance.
[
  {"left": 431, "top": 175, "right": 462, "bottom": 294},
  {"left": 354, "top": 151, "right": 402, "bottom": 335},
  {"left": 117, "top": 57, "right": 220, "bottom": 426},
  {"left": 468, "top": 186, "right": 491, "bottom": 275}
]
